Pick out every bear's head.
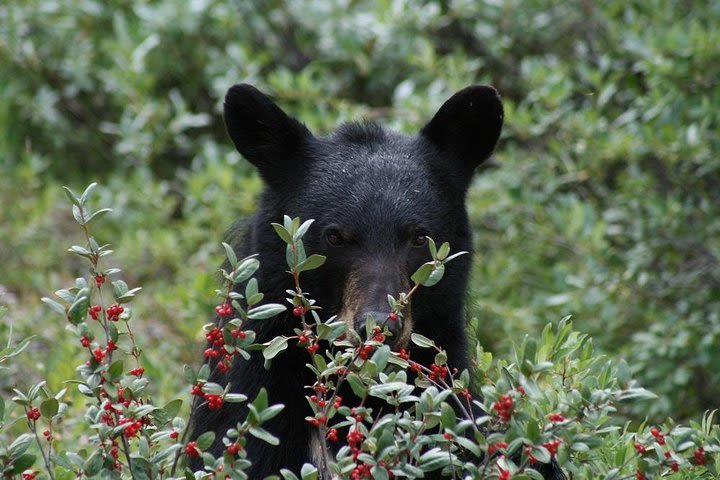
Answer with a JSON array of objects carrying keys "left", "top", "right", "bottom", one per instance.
[{"left": 223, "top": 84, "right": 503, "bottom": 352}]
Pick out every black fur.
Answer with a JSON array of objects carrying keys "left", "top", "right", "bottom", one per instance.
[{"left": 190, "top": 84, "right": 565, "bottom": 480}]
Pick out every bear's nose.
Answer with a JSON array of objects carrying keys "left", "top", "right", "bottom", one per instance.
[{"left": 355, "top": 310, "right": 402, "bottom": 341}]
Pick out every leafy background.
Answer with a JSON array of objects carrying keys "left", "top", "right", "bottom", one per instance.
[{"left": 0, "top": 0, "right": 718, "bottom": 432}]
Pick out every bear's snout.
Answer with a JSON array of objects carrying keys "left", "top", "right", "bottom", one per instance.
[{"left": 355, "top": 310, "right": 403, "bottom": 340}]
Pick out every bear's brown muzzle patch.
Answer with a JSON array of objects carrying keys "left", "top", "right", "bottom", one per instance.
[{"left": 337, "top": 265, "right": 414, "bottom": 350}]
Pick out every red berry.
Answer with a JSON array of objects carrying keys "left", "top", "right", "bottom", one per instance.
[
  {"left": 227, "top": 443, "right": 241, "bottom": 455},
  {"left": 548, "top": 412, "right": 565, "bottom": 423},
  {"left": 387, "top": 312, "right": 398, "bottom": 322},
  {"left": 170, "top": 431, "right": 179, "bottom": 439},
  {"left": 326, "top": 428, "right": 338, "bottom": 442},
  {"left": 185, "top": 441, "right": 200, "bottom": 457},
  {"left": 80, "top": 336, "right": 91, "bottom": 347},
  {"left": 93, "top": 347, "right": 105, "bottom": 363},
  {"left": 398, "top": 348, "right": 410, "bottom": 360},
  {"left": 634, "top": 443, "right": 646, "bottom": 454},
  {"left": 204, "top": 394, "right": 224, "bottom": 410},
  {"left": 191, "top": 383, "right": 204, "bottom": 396},
  {"left": 650, "top": 427, "right": 661, "bottom": 437},
  {"left": 636, "top": 470, "right": 645, "bottom": 480},
  {"left": 130, "top": 367, "right": 145, "bottom": 377},
  {"left": 26, "top": 407, "right": 41, "bottom": 421},
  {"left": 95, "top": 274, "right": 105, "bottom": 287},
  {"left": 88, "top": 305, "right": 102, "bottom": 320},
  {"left": 307, "top": 343, "right": 319, "bottom": 353},
  {"left": 498, "top": 466, "right": 511, "bottom": 480},
  {"left": 22, "top": 471, "right": 37, "bottom": 480},
  {"left": 671, "top": 461, "right": 679, "bottom": 472},
  {"left": 443, "top": 432, "right": 453, "bottom": 440},
  {"left": 292, "top": 306, "right": 305, "bottom": 317},
  {"left": 694, "top": 446, "right": 705, "bottom": 465},
  {"left": 105, "top": 339, "right": 117, "bottom": 352},
  {"left": 488, "top": 442, "right": 508, "bottom": 455}
]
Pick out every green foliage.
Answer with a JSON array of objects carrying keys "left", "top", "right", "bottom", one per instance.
[
  {"left": 2, "top": 193, "right": 718, "bottom": 479},
  {"left": 0, "top": 0, "right": 717, "bottom": 460}
]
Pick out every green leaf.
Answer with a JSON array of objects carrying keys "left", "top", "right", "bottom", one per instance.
[
  {"left": 436, "top": 242, "right": 450, "bottom": 261},
  {"left": 428, "top": 237, "right": 437, "bottom": 258},
  {"left": 86, "top": 208, "right": 112, "bottom": 225},
  {"left": 253, "top": 388, "right": 269, "bottom": 411},
  {"left": 263, "top": 336, "right": 289, "bottom": 360},
  {"left": 195, "top": 431, "right": 215, "bottom": 450},
  {"left": 130, "top": 456, "right": 152, "bottom": 480},
  {"left": 62, "top": 186, "right": 81, "bottom": 207},
  {"left": 201, "top": 382, "right": 225, "bottom": 395},
  {"left": 79, "top": 182, "right": 97, "bottom": 205},
  {"left": 346, "top": 373, "right": 367, "bottom": 398},
  {"left": 248, "top": 303, "right": 287, "bottom": 320},
  {"left": 8, "top": 453, "right": 36, "bottom": 475},
  {"left": 224, "top": 393, "right": 248, "bottom": 403},
  {"left": 526, "top": 418, "right": 540, "bottom": 442},
  {"left": 280, "top": 470, "right": 300, "bottom": 480},
  {"left": 233, "top": 257, "right": 260, "bottom": 284},
  {"left": 84, "top": 449, "right": 104, "bottom": 476},
  {"left": 300, "top": 463, "right": 318, "bottom": 480},
  {"left": 422, "top": 263, "right": 445, "bottom": 287},
  {"left": 222, "top": 242, "right": 238, "bottom": 268},
  {"left": 280, "top": 468, "right": 298, "bottom": 480},
  {"left": 410, "top": 262, "right": 433, "bottom": 285},
  {"left": 249, "top": 426, "right": 280, "bottom": 445},
  {"left": 108, "top": 359, "right": 124, "bottom": 381},
  {"left": 440, "top": 402, "right": 457, "bottom": 429},
  {"left": 40, "top": 397, "right": 59, "bottom": 418},
  {"left": 296, "top": 254, "right": 326, "bottom": 273},
  {"left": 272, "top": 223, "right": 293, "bottom": 245},
  {"left": 163, "top": 399, "right": 183, "bottom": 419},
  {"left": 294, "top": 219, "right": 315, "bottom": 241},
  {"left": 42, "top": 297, "right": 66, "bottom": 315},
  {"left": 411, "top": 333, "right": 435, "bottom": 349}
]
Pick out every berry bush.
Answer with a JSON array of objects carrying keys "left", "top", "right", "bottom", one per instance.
[{"left": 0, "top": 184, "right": 718, "bottom": 479}]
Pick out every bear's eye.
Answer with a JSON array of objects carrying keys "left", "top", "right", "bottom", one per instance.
[
  {"left": 326, "top": 229, "right": 344, "bottom": 247},
  {"left": 411, "top": 230, "right": 428, "bottom": 247}
]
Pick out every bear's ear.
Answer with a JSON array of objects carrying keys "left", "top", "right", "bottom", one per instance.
[
  {"left": 420, "top": 85, "right": 504, "bottom": 172},
  {"left": 224, "top": 84, "right": 312, "bottom": 182}
]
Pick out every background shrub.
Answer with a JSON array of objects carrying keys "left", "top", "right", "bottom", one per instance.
[{"left": 0, "top": 0, "right": 717, "bottom": 447}]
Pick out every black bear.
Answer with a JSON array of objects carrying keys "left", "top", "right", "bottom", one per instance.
[{"left": 191, "top": 84, "right": 565, "bottom": 480}]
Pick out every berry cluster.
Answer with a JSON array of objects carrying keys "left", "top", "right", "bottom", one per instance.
[
  {"left": 106, "top": 304, "right": 124, "bottom": 321},
  {"left": 428, "top": 363, "right": 448, "bottom": 382},
  {"left": 492, "top": 394, "right": 514, "bottom": 422},
  {"left": 26, "top": 407, "right": 41, "bottom": 421},
  {"left": 88, "top": 304, "right": 102, "bottom": 320},
  {"left": 487, "top": 442, "right": 508, "bottom": 456},
  {"left": 357, "top": 344, "right": 374, "bottom": 360},
  {"left": 650, "top": 427, "right": 665, "bottom": 445},
  {"left": 215, "top": 303, "right": 232, "bottom": 317},
  {"left": 190, "top": 383, "right": 225, "bottom": 410},
  {"left": 543, "top": 439, "right": 562, "bottom": 457},
  {"left": 185, "top": 441, "right": 200, "bottom": 457}
]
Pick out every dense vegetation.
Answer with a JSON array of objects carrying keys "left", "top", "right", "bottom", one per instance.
[{"left": 0, "top": 1, "right": 718, "bottom": 477}]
